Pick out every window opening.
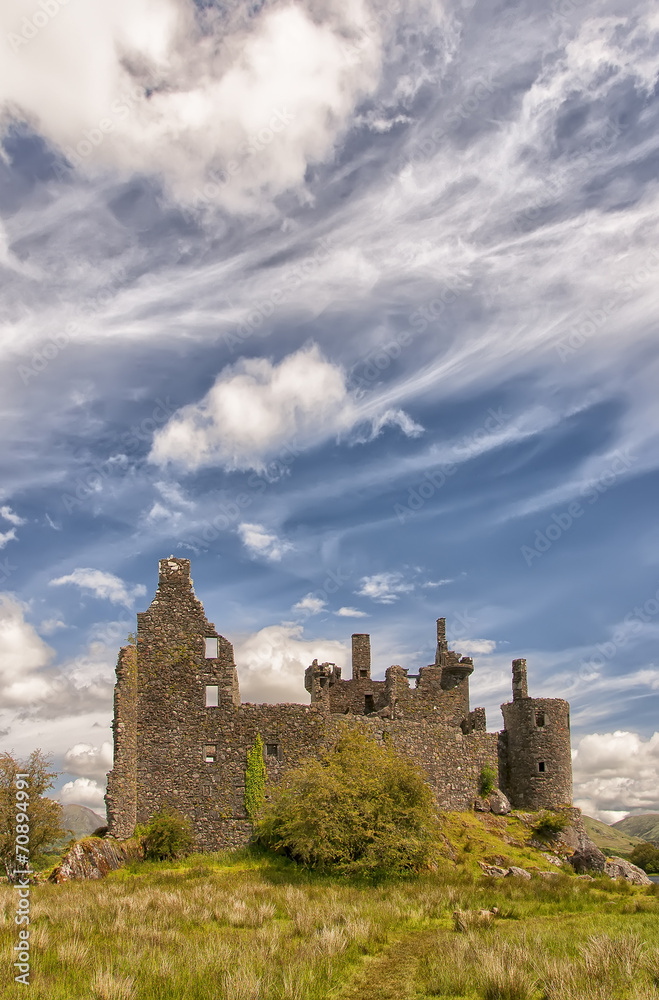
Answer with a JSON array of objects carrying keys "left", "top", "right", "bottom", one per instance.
[
  {"left": 205, "top": 685, "right": 219, "bottom": 707},
  {"left": 205, "top": 637, "right": 218, "bottom": 658}
]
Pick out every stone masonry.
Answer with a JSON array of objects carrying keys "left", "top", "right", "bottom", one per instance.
[{"left": 106, "top": 557, "right": 573, "bottom": 849}]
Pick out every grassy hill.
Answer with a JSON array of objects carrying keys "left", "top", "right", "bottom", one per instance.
[
  {"left": 2, "top": 811, "right": 658, "bottom": 1000},
  {"left": 612, "top": 813, "right": 659, "bottom": 847},
  {"left": 582, "top": 815, "right": 646, "bottom": 856}
]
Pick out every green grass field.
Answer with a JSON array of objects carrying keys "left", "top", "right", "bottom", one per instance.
[{"left": 2, "top": 841, "right": 659, "bottom": 1000}]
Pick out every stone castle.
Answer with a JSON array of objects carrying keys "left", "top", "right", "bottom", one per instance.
[{"left": 106, "top": 557, "right": 573, "bottom": 848}]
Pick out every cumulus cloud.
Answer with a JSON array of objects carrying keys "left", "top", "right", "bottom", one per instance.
[
  {"left": 58, "top": 777, "right": 107, "bottom": 813},
  {"left": 63, "top": 741, "right": 113, "bottom": 782},
  {"left": 0, "top": 529, "right": 17, "bottom": 549},
  {"left": 149, "top": 344, "right": 421, "bottom": 472},
  {"left": 334, "top": 606, "right": 368, "bottom": 618},
  {"left": 0, "top": 594, "right": 55, "bottom": 704},
  {"left": 356, "top": 572, "right": 414, "bottom": 604},
  {"left": 456, "top": 639, "right": 497, "bottom": 655},
  {"left": 234, "top": 624, "right": 347, "bottom": 703},
  {"left": 293, "top": 594, "right": 327, "bottom": 615},
  {"left": 39, "top": 618, "right": 67, "bottom": 635},
  {"left": 0, "top": 0, "right": 383, "bottom": 210},
  {"left": 573, "top": 730, "right": 659, "bottom": 822},
  {"left": 0, "top": 506, "right": 25, "bottom": 526},
  {"left": 49, "top": 568, "right": 147, "bottom": 608},
  {"left": 238, "top": 523, "right": 292, "bottom": 562}
]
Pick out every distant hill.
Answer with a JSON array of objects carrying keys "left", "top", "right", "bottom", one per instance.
[
  {"left": 59, "top": 803, "right": 106, "bottom": 841},
  {"left": 611, "top": 814, "right": 659, "bottom": 847},
  {"left": 582, "top": 816, "right": 645, "bottom": 856}
]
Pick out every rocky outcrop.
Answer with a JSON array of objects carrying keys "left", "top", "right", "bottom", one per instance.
[
  {"left": 489, "top": 790, "right": 512, "bottom": 815},
  {"left": 473, "top": 789, "right": 511, "bottom": 814},
  {"left": 49, "top": 838, "right": 142, "bottom": 883},
  {"left": 569, "top": 843, "right": 607, "bottom": 874},
  {"left": 605, "top": 856, "right": 652, "bottom": 886},
  {"left": 506, "top": 865, "right": 532, "bottom": 879}
]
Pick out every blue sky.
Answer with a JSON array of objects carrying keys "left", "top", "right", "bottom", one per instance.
[{"left": 1, "top": 0, "right": 658, "bottom": 822}]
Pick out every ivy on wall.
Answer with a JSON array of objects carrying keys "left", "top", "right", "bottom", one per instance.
[{"left": 244, "top": 734, "right": 266, "bottom": 821}]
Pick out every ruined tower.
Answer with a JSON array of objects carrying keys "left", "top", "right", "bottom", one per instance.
[
  {"left": 500, "top": 658, "right": 572, "bottom": 809},
  {"left": 107, "top": 557, "right": 573, "bottom": 850}
]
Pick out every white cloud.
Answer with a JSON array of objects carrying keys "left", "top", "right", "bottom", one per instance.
[
  {"left": 63, "top": 742, "right": 113, "bottom": 782},
  {"left": 0, "top": 529, "right": 17, "bottom": 549},
  {"left": 149, "top": 344, "right": 421, "bottom": 472},
  {"left": 39, "top": 618, "right": 67, "bottom": 635},
  {"left": 49, "top": 568, "right": 147, "bottom": 608},
  {"left": 0, "top": 0, "right": 383, "bottom": 211},
  {"left": 334, "top": 606, "right": 368, "bottom": 618},
  {"left": 422, "top": 579, "right": 453, "bottom": 588},
  {"left": 58, "top": 777, "right": 107, "bottom": 813},
  {"left": 234, "top": 623, "right": 347, "bottom": 703},
  {"left": 0, "top": 594, "right": 55, "bottom": 704},
  {"left": 573, "top": 730, "right": 659, "bottom": 822},
  {"left": 0, "top": 506, "right": 25, "bottom": 526},
  {"left": 238, "top": 522, "right": 292, "bottom": 562},
  {"left": 456, "top": 639, "right": 497, "bottom": 655},
  {"left": 293, "top": 594, "right": 327, "bottom": 615},
  {"left": 356, "top": 572, "right": 414, "bottom": 604}
]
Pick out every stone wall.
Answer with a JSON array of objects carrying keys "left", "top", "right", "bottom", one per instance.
[
  {"left": 106, "top": 556, "right": 573, "bottom": 851},
  {"left": 105, "top": 645, "right": 137, "bottom": 839}
]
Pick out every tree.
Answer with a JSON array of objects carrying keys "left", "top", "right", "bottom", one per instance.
[
  {"left": 0, "top": 750, "right": 65, "bottom": 879},
  {"left": 255, "top": 729, "right": 440, "bottom": 875},
  {"left": 629, "top": 842, "right": 659, "bottom": 874},
  {"left": 140, "top": 809, "right": 194, "bottom": 860}
]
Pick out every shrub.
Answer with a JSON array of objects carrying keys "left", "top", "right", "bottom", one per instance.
[
  {"left": 245, "top": 734, "right": 266, "bottom": 821},
  {"left": 629, "top": 842, "right": 659, "bottom": 873},
  {"left": 140, "top": 809, "right": 194, "bottom": 860},
  {"left": 255, "top": 729, "right": 440, "bottom": 875},
  {"left": 533, "top": 810, "right": 569, "bottom": 840},
  {"left": 479, "top": 765, "right": 498, "bottom": 797}
]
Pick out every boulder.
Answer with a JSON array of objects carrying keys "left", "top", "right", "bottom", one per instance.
[
  {"left": 49, "top": 837, "right": 142, "bottom": 883},
  {"left": 478, "top": 861, "right": 507, "bottom": 877},
  {"left": 488, "top": 790, "right": 511, "bottom": 815},
  {"left": 570, "top": 844, "right": 607, "bottom": 875},
  {"left": 540, "top": 852, "right": 563, "bottom": 868},
  {"left": 506, "top": 866, "right": 532, "bottom": 880},
  {"left": 474, "top": 797, "right": 491, "bottom": 812},
  {"left": 605, "top": 857, "right": 652, "bottom": 886}
]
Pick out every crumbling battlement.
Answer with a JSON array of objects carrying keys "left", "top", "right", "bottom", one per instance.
[{"left": 106, "top": 557, "right": 573, "bottom": 850}]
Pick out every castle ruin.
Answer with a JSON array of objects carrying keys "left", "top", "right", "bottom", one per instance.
[{"left": 106, "top": 557, "right": 573, "bottom": 847}]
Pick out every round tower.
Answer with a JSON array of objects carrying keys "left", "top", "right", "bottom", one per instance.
[{"left": 500, "top": 658, "right": 572, "bottom": 810}]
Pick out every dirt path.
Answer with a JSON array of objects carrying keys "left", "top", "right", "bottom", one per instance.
[{"left": 335, "top": 927, "right": 442, "bottom": 1000}]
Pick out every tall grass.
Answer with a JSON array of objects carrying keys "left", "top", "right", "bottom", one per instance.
[{"left": 0, "top": 848, "right": 657, "bottom": 999}]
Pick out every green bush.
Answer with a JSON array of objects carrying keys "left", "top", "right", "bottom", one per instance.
[
  {"left": 245, "top": 734, "right": 266, "bottom": 821},
  {"left": 140, "top": 809, "right": 194, "bottom": 861},
  {"left": 532, "top": 810, "right": 569, "bottom": 840},
  {"left": 255, "top": 729, "right": 440, "bottom": 876},
  {"left": 479, "top": 765, "right": 498, "bottom": 797},
  {"left": 629, "top": 842, "right": 659, "bottom": 873}
]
